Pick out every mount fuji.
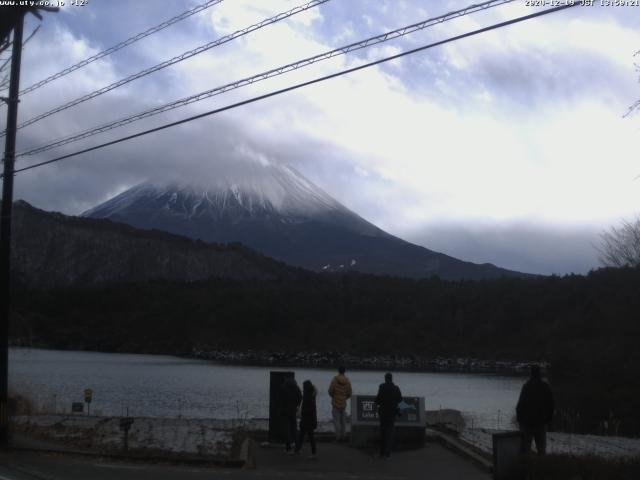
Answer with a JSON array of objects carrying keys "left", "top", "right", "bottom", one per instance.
[{"left": 83, "top": 164, "right": 526, "bottom": 280}]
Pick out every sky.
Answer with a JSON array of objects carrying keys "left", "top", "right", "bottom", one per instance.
[{"left": 3, "top": 0, "right": 640, "bottom": 275}]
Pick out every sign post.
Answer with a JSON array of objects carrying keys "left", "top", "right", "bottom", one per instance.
[
  {"left": 268, "top": 371, "right": 294, "bottom": 443},
  {"left": 84, "top": 388, "right": 92, "bottom": 416}
]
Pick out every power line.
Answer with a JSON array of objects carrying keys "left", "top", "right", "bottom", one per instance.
[
  {"left": 6, "top": 0, "right": 331, "bottom": 135},
  {"left": 9, "top": 3, "right": 579, "bottom": 177},
  {"left": 0, "top": 24, "right": 41, "bottom": 92},
  {"left": 16, "top": 0, "right": 516, "bottom": 158},
  {"left": 18, "top": 0, "right": 224, "bottom": 96}
]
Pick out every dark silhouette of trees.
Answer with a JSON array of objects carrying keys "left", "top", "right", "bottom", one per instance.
[
  {"left": 9, "top": 266, "right": 640, "bottom": 435},
  {"left": 599, "top": 216, "right": 640, "bottom": 268}
]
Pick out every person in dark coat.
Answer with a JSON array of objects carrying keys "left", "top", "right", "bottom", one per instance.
[
  {"left": 375, "top": 372, "right": 402, "bottom": 458},
  {"left": 295, "top": 380, "right": 318, "bottom": 458},
  {"left": 516, "top": 364, "right": 554, "bottom": 455},
  {"left": 281, "top": 377, "right": 302, "bottom": 453}
]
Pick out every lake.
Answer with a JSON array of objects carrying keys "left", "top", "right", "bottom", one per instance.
[{"left": 10, "top": 348, "right": 523, "bottom": 429}]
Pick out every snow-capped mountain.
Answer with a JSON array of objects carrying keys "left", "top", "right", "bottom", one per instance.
[
  {"left": 83, "top": 164, "right": 526, "bottom": 280},
  {"left": 83, "top": 165, "right": 387, "bottom": 240}
]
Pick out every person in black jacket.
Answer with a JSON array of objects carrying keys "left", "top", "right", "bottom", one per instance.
[
  {"left": 281, "top": 377, "right": 302, "bottom": 453},
  {"left": 516, "top": 364, "right": 554, "bottom": 455},
  {"left": 375, "top": 372, "right": 402, "bottom": 458},
  {"left": 295, "top": 380, "right": 318, "bottom": 459}
]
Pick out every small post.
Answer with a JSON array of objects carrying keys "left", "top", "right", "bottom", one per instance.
[
  {"left": 84, "top": 388, "right": 92, "bottom": 416},
  {"left": 119, "top": 417, "right": 134, "bottom": 452}
]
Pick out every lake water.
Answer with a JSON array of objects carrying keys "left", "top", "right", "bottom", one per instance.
[{"left": 10, "top": 348, "right": 523, "bottom": 429}]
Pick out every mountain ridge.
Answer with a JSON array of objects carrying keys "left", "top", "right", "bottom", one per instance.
[
  {"left": 83, "top": 164, "right": 531, "bottom": 280},
  {"left": 8, "top": 200, "right": 302, "bottom": 289}
]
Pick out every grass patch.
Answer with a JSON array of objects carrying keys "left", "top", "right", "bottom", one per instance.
[{"left": 8, "top": 391, "right": 36, "bottom": 416}]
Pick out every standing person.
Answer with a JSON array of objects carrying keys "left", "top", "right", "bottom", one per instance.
[
  {"left": 328, "top": 365, "right": 352, "bottom": 442},
  {"left": 516, "top": 364, "right": 554, "bottom": 456},
  {"left": 281, "top": 376, "right": 302, "bottom": 454},
  {"left": 375, "top": 372, "right": 402, "bottom": 458},
  {"left": 295, "top": 380, "right": 318, "bottom": 459}
]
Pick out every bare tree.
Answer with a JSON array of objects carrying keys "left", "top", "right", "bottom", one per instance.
[
  {"left": 625, "top": 50, "right": 640, "bottom": 117},
  {"left": 599, "top": 217, "right": 640, "bottom": 268}
]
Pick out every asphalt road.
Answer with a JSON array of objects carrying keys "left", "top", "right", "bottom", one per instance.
[{"left": 0, "top": 442, "right": 490, "bottom": 480}]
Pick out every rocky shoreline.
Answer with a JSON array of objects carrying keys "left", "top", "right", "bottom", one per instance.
[
  {"left": 9, "top": 342, "right": 542, "bottom": 375},
  {"left": 190, "top": 349, "right": 541, "bottom": 375}
]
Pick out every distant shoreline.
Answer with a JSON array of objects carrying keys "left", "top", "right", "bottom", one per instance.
[
  {"left": 189, "top": 349, "right": 538, "bottom": 376},
  {"left": 10, "top": 344, "right": 537, "bottom": 376}
]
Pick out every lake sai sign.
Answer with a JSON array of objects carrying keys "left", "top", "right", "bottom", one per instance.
[{"left": 351, "top": 395, "right": 425, "bottom": 427}]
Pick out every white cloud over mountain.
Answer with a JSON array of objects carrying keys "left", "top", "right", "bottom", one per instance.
[{"left": 6, "top": 0, "right": 640, "bottom": 274}]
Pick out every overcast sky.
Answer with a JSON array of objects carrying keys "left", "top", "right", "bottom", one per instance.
[{"left": 4, "top": 0, "right": 640, "bottom": 275}]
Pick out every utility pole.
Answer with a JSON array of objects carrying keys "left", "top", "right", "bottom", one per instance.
[
  {"left": 0, "top": 4, "right": 58, "bottom": 449},
  {"left": 0, "top": 10, "right": 24, "bottom": 449}
]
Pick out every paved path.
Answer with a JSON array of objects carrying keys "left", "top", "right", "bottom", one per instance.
[
  {"left": 0, "top": 441, "right": 490, "bottom": 480},
  {"left": 255, "top": 441, "right": 490, "bottom": 479}
]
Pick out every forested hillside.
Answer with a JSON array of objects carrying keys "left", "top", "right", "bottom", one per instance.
[{"left": 11, "top": 266, "right": 640, "bottom": 435}]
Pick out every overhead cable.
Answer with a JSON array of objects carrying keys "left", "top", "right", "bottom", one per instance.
[
  {"left": 0, "top": 24, "right": 41, "bottom": 93},
  {"left": 17, "top": 0, "right": 516, "bottom": 157},
  {"left": 7, "top": 0, "right": 331, "bottom": 134},
  {"left": 18, "top": 0, "right": 225, "bottom": 96},
  {"left": 10, "top": 3, "right": 580, "bottom": 177}
]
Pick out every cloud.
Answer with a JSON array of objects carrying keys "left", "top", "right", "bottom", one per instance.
[
  {"left": 434, "top": 16, "right": 639, "bottom": 110},
  {"left": 7, "top": 1, "right": 640, "bottom": 275},
  {"left": 403, "top": 221, "right": 602, "bottom": 275}
]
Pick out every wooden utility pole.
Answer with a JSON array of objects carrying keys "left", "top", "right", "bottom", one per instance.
[
  {"left": 0, "top": 10, "right": 24, "bottom": 449},
  {"left": 0, "top": 3, "right": 57, "bottom": 448}
]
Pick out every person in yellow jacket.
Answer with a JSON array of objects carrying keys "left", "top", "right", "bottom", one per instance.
[{"left": 328, "top": 366, "right": 352, "bottom": 442}]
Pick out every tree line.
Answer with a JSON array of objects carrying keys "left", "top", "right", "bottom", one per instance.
[{"left": 10, "top": 266, "right": 640, "bottom": 435}]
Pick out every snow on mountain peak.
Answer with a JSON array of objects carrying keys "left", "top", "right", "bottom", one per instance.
[
  {"left": 156, "top": 163, "right": 344, "bottom": 216},
  {"left": 82, "top": 163, "right": 386, "bottom": 238}
]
